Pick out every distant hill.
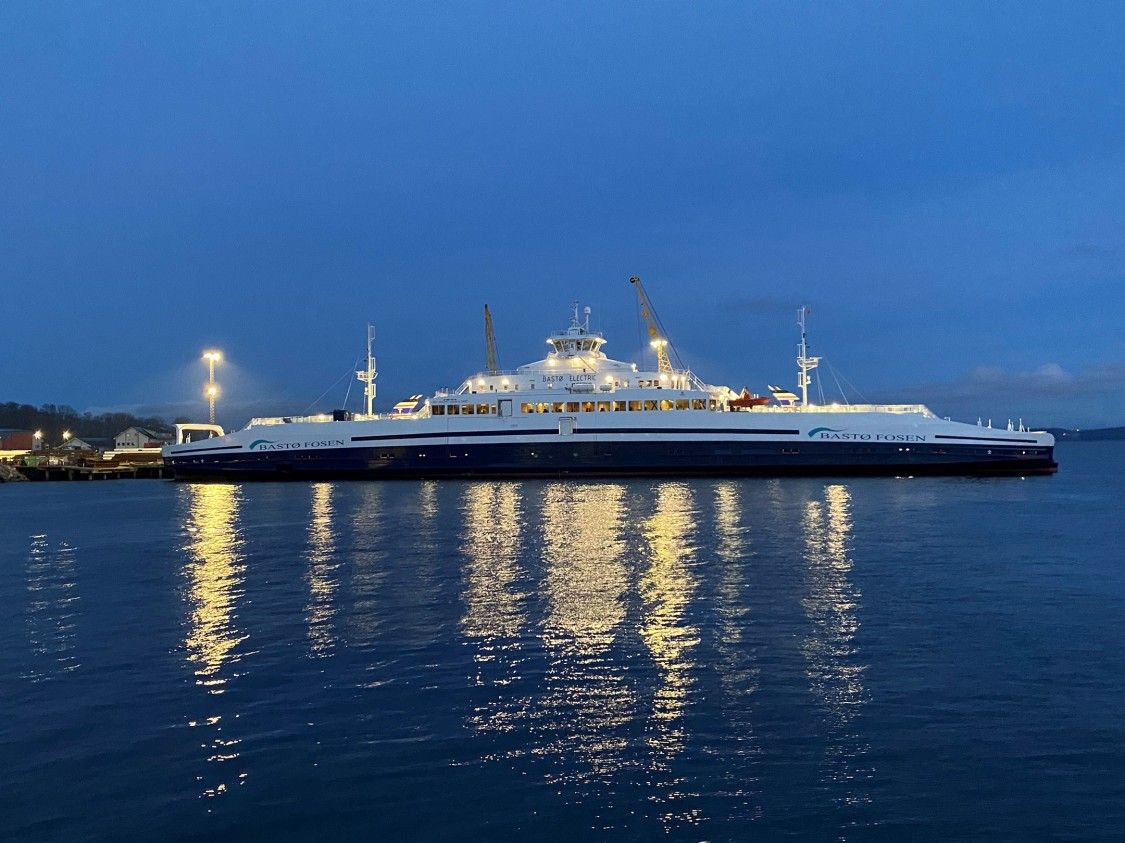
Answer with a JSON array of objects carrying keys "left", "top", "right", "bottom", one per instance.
[
  {"left": 1045, "top": 427, "right": 1125, "bottom": 441},
  {"left": 0, "top": 402, "right": 176, "bottom": 444}
]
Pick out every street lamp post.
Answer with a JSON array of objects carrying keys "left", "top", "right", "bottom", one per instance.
[{"left": 202, "top": 350, "right": 222, "bottom": 424}]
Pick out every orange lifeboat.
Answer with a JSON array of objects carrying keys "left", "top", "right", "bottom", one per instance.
[{"left": 728, "top": 387, "right": 771, "bottom": 409}]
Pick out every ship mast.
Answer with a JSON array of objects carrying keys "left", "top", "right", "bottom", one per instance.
[
  {"left": 797, "top": 306, "right": 820, "bottom": 408},
  {"left": 356, "top": 323, "right": 377, "bottom": 416}
]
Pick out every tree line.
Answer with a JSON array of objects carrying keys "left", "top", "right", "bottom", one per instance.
[{"left": 0, "top": 402, "right": 183, "bottom": 444}]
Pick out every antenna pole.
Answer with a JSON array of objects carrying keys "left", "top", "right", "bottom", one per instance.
[
  {"left": 356, "top": 323, "right": 377, "bottom": 416},
  {"left": 796, "top": 306, "right": 820, "bottom": 408}
]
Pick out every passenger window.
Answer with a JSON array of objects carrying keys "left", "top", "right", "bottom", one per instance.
[
  {"left": 477, "top": 403, "right": 490, "bottom": 415},
  {"left": 659, "top": 399, "right": 674, "bottom": 411},
  {"left": 536, "top": 402, "right": 549, "bottom": 413},
  {"left": 692, "top": 399, "right": 705, "bottom": 410},
  {"left": 432, "top": 405, "right": 445, "bottom": 416},
  {"left": 520, "top": 403, "right": 534, "bottom": 413},
  {"left": 644, "top": 400, "right": 658, "bottom": 411},
  {"left": 566, "top": 402, "right": 580, "bottom": 412},
  {"left": 675, "top": 399, "right": 689, "bottom": 410},
  {"left": 448, "top": 405, "right": 460, "bottom": 415},
  {"left": 628, "top": 400, "right": 642, "bottom": 411},
  {"left": 613, "top": 401, "right": 626, "bottom": 412},
  {"left": 581, "top": 401, "right": 595, "bottom": 412},
  {"left": 552, "top": 402, "right": 565, "bottom": 413},
  {"left": 462, "top": 404, "right": 475, "bottom": 415},
  {"left": 597, "top": 401, "right": 610, "bottom": 412}
]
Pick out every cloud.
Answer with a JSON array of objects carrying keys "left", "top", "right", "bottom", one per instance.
[
  {"left": 875, "top": 361, "right": 1125, "bottom": 426},
  {"left": 889, "top": 361, "right": 1125, "bottom": 402}
]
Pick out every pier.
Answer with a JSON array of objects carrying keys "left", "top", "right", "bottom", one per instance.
[{"left": 15, "top": 463, "right": 170, "bottom": 481}]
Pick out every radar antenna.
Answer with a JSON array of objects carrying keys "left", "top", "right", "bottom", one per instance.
[
  {"left": 630, "top": 275, "right": 673, "bottom": 374},
  {"left": 483, "top": 304, "right": 500, "bottom": 373}
]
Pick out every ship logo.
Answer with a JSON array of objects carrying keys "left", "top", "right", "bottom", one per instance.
[
  {"left": 249, "top": 439, "right": 278, "bottom": 450},
  {"left": 807, "top": 426, "right": 845, "bottom": 438}
]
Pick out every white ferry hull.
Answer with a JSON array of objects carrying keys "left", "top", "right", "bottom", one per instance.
[{"left": 164, "top": 412, "right": 1057, "bottom": 479}]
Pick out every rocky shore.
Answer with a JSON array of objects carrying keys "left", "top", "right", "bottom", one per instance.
[{"left": 0, "top": 464, "right": 28, "bottom": 482}]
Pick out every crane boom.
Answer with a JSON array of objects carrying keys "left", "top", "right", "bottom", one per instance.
[
  {"left": 629, "top": 275, "right": 673, "bottom": 374},
  {"left": 483, "top": 304, "right": 499, "bottom": 373}
]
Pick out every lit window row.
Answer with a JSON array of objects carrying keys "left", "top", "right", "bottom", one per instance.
[{"left": 430, "top": 398, "right": 719, "bottom": 416}]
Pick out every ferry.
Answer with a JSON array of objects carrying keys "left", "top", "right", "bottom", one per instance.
[{"left": 164, "top": 278, "right": 1057, "bottom": 479}]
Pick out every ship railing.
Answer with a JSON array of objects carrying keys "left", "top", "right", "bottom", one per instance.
[
  {"left": 247, "top": 414, "right": 342, "bottom": 427},
  {"left": 245, "top": 409, "right": 432, "bottom": 428}
]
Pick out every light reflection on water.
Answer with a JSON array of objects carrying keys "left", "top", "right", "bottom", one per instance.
[
  {"left": 638, "top": 482, "right": 703, "bottom": 828},
  {"left": 539, "top": 482, "right": 633, "bottom": 784},
  {"left": 347, "top": 484, "right": 384, "bottom": 650},
  {"left": 182, "top": 484, "right": 247, "bottom": 692},
  {"left": 171, "top": 478, "right": 875, "bottom": 828},
  {"left": 305, "top": 482, "right": 339, "bottom": 657},
  {"left": 24, "top": 533, "right": 80, "bottom": 681},
  {"left": 180, "top": 483, "right": 249, "bottom": 800},
  {"left": 461, "top": 483, "right": 528, "bottom": 737},
  {"left": 801, "top": 484, "right": 872, "bottom": 809}
]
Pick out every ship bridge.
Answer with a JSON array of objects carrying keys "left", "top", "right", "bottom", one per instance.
[{"left": 453, "top": 303, "right": 704, "bottom": 397}]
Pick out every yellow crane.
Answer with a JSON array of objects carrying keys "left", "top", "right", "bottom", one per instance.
[
  {"left": 483, "top": 304, "right": 500, "bottom": 373},
  {"left": 629, "top": 275, "right": 673, "bottom": 374}
]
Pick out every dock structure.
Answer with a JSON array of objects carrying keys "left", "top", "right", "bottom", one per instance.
[{"left": 13, "top": 463, "right": 170, "bottom": 481}]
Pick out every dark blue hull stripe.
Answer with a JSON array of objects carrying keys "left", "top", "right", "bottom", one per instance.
[
  {"left": 172, "top": 444, "right": 244, "bottom": 454},
  {"left": 934, "top": 433, "right": 1040, "bottom": 444}
]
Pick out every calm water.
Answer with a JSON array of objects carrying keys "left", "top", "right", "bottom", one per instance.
[{"left": 2, "top": 444, "right": 1123, "bottom": 840}]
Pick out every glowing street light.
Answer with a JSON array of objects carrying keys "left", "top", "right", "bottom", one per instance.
[
  {"left": 62, "top": 430, "right": 72, "bottom": 445},
  {"left": 204, "top": 383, "right": 220, "bottom": 424},
  {"left": 202, "top": 349, "right": 223, "bottom": 424}
]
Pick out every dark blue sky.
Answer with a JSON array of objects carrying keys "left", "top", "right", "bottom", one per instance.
[{"left": 3, "top": 2, "right": 1123, "bottom": 427}]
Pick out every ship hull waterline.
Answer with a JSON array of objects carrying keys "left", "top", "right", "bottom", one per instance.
[{"left": 165, "top": 440, "right": 1057, "bottom": 480}]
